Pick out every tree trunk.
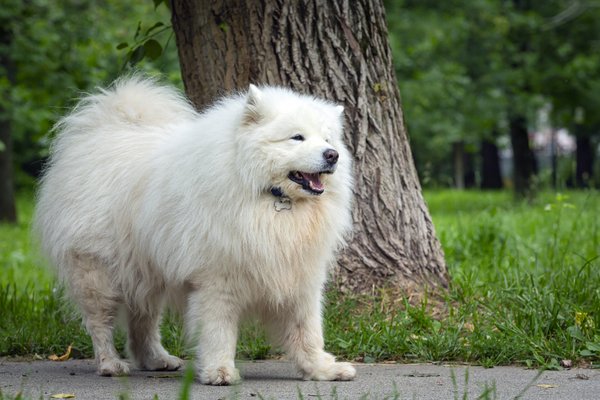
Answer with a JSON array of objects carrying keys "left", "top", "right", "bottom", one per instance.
[
  {"left": 452, "top": 141, "right": 465, "bottom": 189},
  {"left": 509, "top": 115, "right": 536, "bottom": 198},
  {"left": 480, "top": 138, "right": 503, "bottom": 189},
  {"left": 0, "top": 23, "right": 17, "bottom": 223},
  {"left": 0, "top": 112, "right": 16, "bottom": 224},
  {"left": 464, "top": 147, "right": 476, "bottom": 188},
  {"left": 171, "top": 0, "right": 448, "bottom": 292},
  {"left": 452, "top": 141, "right": 475, "bottom": 189},
  {"left": 575, "top": 135, "right": 593, "bottom": 188}
]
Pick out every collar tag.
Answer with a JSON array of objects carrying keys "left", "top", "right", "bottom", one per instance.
[
  {"left": 274, "top": 197, "right": 292, "bottom": 212},
  {"left": 270, "top": 186, "right": 292, "bottom": 211}
]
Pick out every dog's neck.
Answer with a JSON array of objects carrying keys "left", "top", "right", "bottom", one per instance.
[{"left": 270, "top": 186, "right": 292, "bottom": 212}]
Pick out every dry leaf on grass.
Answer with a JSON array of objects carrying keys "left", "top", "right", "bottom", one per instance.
[
  {"left": 48, "top": 344, "right": 72, "bottom": 361},
  {"left": 560, "top": 359, "right": 573, "bottom": 368}
]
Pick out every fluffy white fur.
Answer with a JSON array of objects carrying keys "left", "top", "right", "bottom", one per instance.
[{"left": 33, "top": 77, "right": 355, "bottom": 385}]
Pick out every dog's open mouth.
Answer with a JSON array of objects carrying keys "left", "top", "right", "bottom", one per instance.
[{"left": 288, "top": 171, "right": 331, "bottom": 195}]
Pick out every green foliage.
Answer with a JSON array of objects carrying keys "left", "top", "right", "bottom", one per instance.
[
  {"left": 385, "top": 1, "right": 600, "bottom": 186},
  {"left": 117, "top": 0, "right": 176, "bottom": 69},
  {"left": 1, "top": 0, "right": 180, "bottom": 187}
]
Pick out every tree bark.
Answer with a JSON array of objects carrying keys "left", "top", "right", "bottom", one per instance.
[
  {"left": 0, "top": 23, "right": 17, "bottom": 223},
  {"left": 480, "top": 138, "right": 503, "bottom": 189},
  {"left": 171, "top": 0, "right": 448, "bottom": 292}
]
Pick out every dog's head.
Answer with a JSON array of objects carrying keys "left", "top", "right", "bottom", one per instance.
[{"left": 236, "top": 85, "right": 351, "bottom": 200}]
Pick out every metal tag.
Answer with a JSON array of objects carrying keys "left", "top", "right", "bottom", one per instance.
[{"left": 274, "top": 197, "right": 292, "bottom": 212}]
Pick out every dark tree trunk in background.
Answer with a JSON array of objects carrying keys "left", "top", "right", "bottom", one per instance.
[
  {"left": 508, "top": 0, "right": 537, "bottom": 198},
  {"left": 464, "top": 149, "right": 475, "bottom": 188},
  {"left": 171, "top": 0, "right": 448, "bottom": 292},
  {"left": 0, "top": 23, "right": 17, "bottom": 223},
  {"left": 0, "top": 110, "right": 16, "bottom": 224},
  {"left": 452, "top": 141, "right": 475, "bottom": 189},
  {"left": 509, "top": 115, "right": 536, "bottom": 197},
  {"left": 575, "top": 134, "right": 593, "bottom": 188},
  {"left": 452, "top": 141, "right": 465, "bottom": 189},
  {"left": 480, "top": 139, "right": 503, "bottom": 189}
]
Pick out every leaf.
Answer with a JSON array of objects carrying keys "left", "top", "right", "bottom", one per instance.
[
  {"left": 559, "top": 359, "right": 572, "bottom": 368},
  {"left": 128, "top": 46, "right": 145, "bottom": 66},
  {"left": 218, "top": 22, "right": 229, "bottom": 33},
  {"left": 143, "top": 39, "right": 163, "bottom": 61},
  {"left": 152, "top": 0, "right": 171, "bottom": 11},
  {"left": 133, "top": 21, "right": 142, "bottom": 40},
  {"left": 536, "top": 384, "right": 557, "bottom": 389},
  {"left": 49, "top": 344, "right": 72, "bottom": 361},
  {"left": 586, "top": 342, "right": 600, "bottom": 352},
  {"left": 116, "top": 42, "right": 129, "bottom": 50},
  {"left": 145, "top": 22, "right": 165, "bottom": 36},
  {"left": 50, "top": 394, "right": 75, "bottom": 399},
  {"left": 567, "top": 325, "right": 584, "bottom": 341}
]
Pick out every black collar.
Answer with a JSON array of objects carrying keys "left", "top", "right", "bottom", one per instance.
[{"left": 270, "top": 186, "right": 285, "bottom": 198}]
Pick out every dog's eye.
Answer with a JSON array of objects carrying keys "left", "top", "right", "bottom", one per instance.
[{"left": 291, "top": 134, "right": 305, "bottom": 141}]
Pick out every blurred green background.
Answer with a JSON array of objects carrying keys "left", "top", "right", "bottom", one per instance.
[{"left": 1, "top": 0, "right": 599, "bottom": 201}]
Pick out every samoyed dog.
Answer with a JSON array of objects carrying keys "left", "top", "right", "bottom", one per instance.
[{"left": 34, "top": 77, "right": 355, "bottom": 385}]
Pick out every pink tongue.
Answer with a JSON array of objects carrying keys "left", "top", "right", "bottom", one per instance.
[{"left": 303, "top": 173, "right": 324, "bottom": 191}]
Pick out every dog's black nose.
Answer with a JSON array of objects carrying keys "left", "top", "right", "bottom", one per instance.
[{"left": 323, "top": 149, "right": 339, "bottom": 166}]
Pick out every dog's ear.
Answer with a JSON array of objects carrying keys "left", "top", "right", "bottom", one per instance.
[{"left": 242, "top": 84, "right": 263, "bottom": 125}]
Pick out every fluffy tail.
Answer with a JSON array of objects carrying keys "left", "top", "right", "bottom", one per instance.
[{"left": 55, "top": 75, "right": 197, "bottom": 133}]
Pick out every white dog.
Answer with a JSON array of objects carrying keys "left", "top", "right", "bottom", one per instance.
[{"left": 33, "top": 77, "right": 356, "bottom": 385}]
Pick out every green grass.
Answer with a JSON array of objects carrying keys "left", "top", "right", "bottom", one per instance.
[
  {"left": 1, "top": 190, "right": 599, "bottom": 370},
  {"left": 323, "top": 190, "right": 600, "bottom": 368}
]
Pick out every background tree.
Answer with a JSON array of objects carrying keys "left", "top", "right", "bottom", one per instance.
[
  {"left": 505, "top": 0, "right": 539, "bottom": 198},
  {"left": 386, "top": 0, "right": 511, "bottom": 190},
  {"left": 0, "top": 0, "right": 178, "bottom": 184},
  {"left": 170, "top": 0, "right": 449, "bottom": 292},
  {"left": 386, "top": 0, "right": 600, "bottom": 192},
  {"left": 0, "top": 5, "right": 17, "bottom": 223},
  {"left": 536, "top": 1, "right": 600, "bottom": 188}
]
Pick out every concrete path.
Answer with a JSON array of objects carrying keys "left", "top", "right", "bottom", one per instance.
[{"left": 1, "top": 359, "right": 598, "bottom": 399}]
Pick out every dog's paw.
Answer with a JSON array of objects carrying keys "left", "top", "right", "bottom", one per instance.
[
  {"left": 140, "top": 354, "right": 184, "bottom": 371},
  {"left": 199, "top": 366, "right": 241, "bottom": 386},
  {"left": 98, "top": 358, "right": 130, "bottom": 376},
  {"left": 304, "top": 361, "right": 356, "bottom": 381}
]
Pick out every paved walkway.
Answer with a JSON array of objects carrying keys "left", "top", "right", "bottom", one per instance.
[{"left": 1, "top": 359, "right": 599, "bottom": 399}]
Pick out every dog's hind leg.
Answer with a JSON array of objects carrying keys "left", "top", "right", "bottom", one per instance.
[
  {"left": 126, "top": 294, "right": 184, "bottom": 371},
  {"left": 67, "top": 253, "right": 129, "bottom": 376}
]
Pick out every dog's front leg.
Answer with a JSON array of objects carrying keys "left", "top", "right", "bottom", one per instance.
[
  {"left": 270, "top": 294, "right": 356, "bottom": 381},
  {"left": 187, "top": 289, "right": 241, "bottom": 385}
]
